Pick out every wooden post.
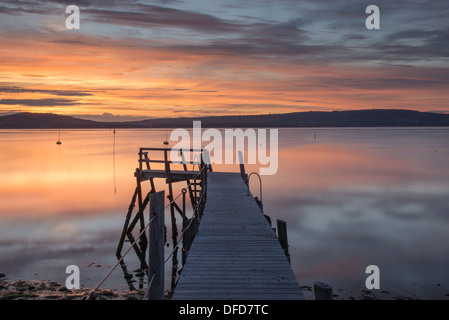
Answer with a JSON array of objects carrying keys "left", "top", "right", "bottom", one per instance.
[
  {"left": 277, "top": 219, "right": 290, "bottom": 264},
  {"left": 143, "top": 152, "right": 156, "bottom": 193},
  {"left": 148, "top": 191, "right": 165, "bottom": 300},
  {"left": 314, "top": 282, "right": 333, "bottom": 300},
  {"left": 139, "top": 148, "right": 143, "bottom": 174},
  {"left": 238, "top": 150, "right": 248, "bottom": 186},
  {"left": 203, "top": 149, "right": 212, "bottom": 172},
  {"left": 136, "top": 171, "right": 148, "bottom": 269},
  {"left": 181, "top": 188, "right": 187, "bottom": 223},
  {"left": 164, "top": 148, "right": 179, "bottom": 292},
  {"left": 194, "top": 177, "right": 197, "bottom": 205}
]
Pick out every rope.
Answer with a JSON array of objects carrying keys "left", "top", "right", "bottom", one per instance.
[
  {"left": 86, "top": 165, "right": 207, "bottom": 300},
  {"left": 164, "top": 209, "right": 195, "bottom": 264},
  {"left": 165, "top": 185, "right": 206, "bottom": 262},
  {"left": 85, "top": 215, "right": 157, "bottom": 300},
  {"left": 142, "top": 272, "right": 156, "bottom": 300}
]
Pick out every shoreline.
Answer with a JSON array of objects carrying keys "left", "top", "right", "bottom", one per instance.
[
  {"left": 2, "top": 277, "right": 448, "bottom": 300},
  {"left": 0, "top": 278, "right": 145, "bottom": 300}
]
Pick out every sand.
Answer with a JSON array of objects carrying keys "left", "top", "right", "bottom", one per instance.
[{"left": 0, "top": 277, "right": 145, "bottom": 300}]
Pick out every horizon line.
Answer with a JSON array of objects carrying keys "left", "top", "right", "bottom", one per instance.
[{"left": 2, "top": 108, "right": 449, "bottom": 123}]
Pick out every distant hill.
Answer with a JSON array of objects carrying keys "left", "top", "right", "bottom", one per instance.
[
  {"left": 0, "top": 112, "right": 99, "bottom": 128},
  {"left": 1, "top": 109, "right": 449, "bottom": 129}
]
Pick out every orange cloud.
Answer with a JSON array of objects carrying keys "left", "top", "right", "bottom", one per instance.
[{"left": 1, "top": 21, "right": 449, "bottom": 118}]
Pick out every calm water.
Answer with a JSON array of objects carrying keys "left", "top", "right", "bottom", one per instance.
[{"left": 1, "top": 128, "right": 449, "bottom": 299}]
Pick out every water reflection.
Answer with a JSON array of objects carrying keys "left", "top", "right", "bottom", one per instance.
[
  {"left": 0, "top": 128, "right": 449, "bottom": 299},
  {"left": 263, "top": 128, "right": 449, "bottom": 299},
  {"left": 113, "top": 129, "right": 117, "bottom": 195}
]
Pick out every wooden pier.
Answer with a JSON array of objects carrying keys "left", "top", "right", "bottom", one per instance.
[
  {"left": 116, "top": 148, "right": 304, "bottom": 300},
  {"left": 172, "top": 172, "right": 304, "bottom": 300}
]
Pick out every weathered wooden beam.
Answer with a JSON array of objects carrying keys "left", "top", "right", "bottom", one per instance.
[
  {"left": 116, "top": 186, "right": 138, "bottom": 258},
  {"left": 143, "top": 153, "right": 156, "bottom": 193},
  {"left": 126, "top": 192, "right": 150, "bottom": 233},
  {"left": 148, "top": 191, "right": 165, "bottom": 300},
  {"left": 126, "top": 230, "right": 148, "bottom": 270},
  {"left": 140, "top": 170, "right": 201, "bottom": 181},
  {"left": 277, "top": 219, "right": 290, "bottom": 264},
  {"left": 136, "top": 172, "right": 148, "bottom": 261}
]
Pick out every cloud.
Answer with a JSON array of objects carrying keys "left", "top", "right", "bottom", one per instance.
[
  {"left": 83, "top": 4, "right": 248, "bottom": 33},
  {"left": 0, "top": 86, "right": 93, "bottom": 97},
  {"left": 376, "top": 28, "right": 449, "bottom": 61},
  {"left": 0, "top": 98, "right": 79, "bottom": 107},
  {"left": 2, "top": 0, "right": 447, "bottom": 65},
  {"left": 0, "top": 4, "right": 19, "bottom": 15},
  {"left": 1, "top": 0, "right": 449, "bottom": 116}
]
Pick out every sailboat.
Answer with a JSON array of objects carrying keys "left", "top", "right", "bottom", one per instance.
[
  {"left": 163, "top": 127, "right": 169, "bottom": 145},
  {"left": 56, "top": 130, "right": 62, "bottom": 145}
]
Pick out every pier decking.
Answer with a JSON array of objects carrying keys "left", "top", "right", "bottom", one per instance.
[{"left": 172, "top": 172, "right": 304, "bottom": 300}]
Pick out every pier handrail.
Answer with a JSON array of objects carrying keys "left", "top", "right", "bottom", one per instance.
[
  {"left": 138, "top": 147, "right": 204, "bottom": 175},
  {"left": 247, "top": 172, "right": 263, "bottom": 204}
]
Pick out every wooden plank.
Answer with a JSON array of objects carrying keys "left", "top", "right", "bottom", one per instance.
[
  {"left": 148, "top": 191, "right": 165, "bottom": 300},
  {"left": 140, "top": 169, "right": 200, "bottom": 181},
  {"left": 172, "top": 172, "right": 304, "bottom": 300}
]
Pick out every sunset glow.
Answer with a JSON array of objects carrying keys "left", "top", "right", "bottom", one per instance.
[{"left": 1, "top": 1, "right": 448, "bottom": 120}]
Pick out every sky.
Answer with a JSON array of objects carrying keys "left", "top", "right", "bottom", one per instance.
[{"left": 0, "top": 0, "right": 448, "bottom": 120}]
